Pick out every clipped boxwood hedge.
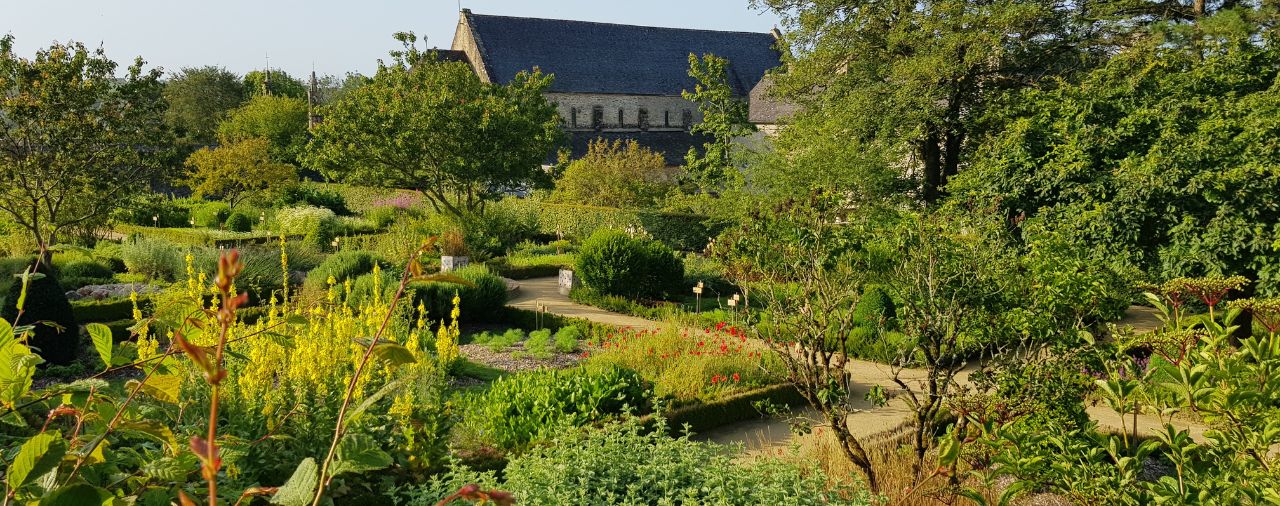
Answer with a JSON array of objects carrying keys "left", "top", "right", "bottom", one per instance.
[
  {"left": 643, "top": 383, "right": 807, "bottom": 436},
  {"left": 72, "top": 297, "right": 148, "bottom": 323},
  {"left": 520, "top": 201, "right": 724, "bottom": 252}
]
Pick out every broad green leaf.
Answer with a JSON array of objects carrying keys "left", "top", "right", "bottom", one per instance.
[
  {"left": 330, "top": 434, "right": 393, "bottom": 476},
  {"left": 86, "top": 322, "right": 113, "bottom": 369},
  {"left": 0, "top": 318, "right": 13, "bottom": 350},
  {"left": 127, "top": 374, "right": 181, "bottom": 404},
  {"left": 119, "top": 420, "right": 180, "bottom": 455},
  {"left": 7, "top": 431, "right": 66, "bottom": 490},
  {"left": 41, "top": 483, "right": 113, "bottom": 505},
  {"left": 352, "top": 339, "right": 416, "bottom": 367},
  {"left": 344, "top": 376, "right": 411, "bottom": 424},
  {"left": 263, "top": 331, "right": 295, "bottom": 349},
  {"left": 270, "top": 457, "right": 319, "bottom": 506},
  {"left": 141, "top": 454, "right": 197, "bottom": 482}
]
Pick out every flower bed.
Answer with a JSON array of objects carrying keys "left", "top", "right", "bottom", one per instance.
[{"left": 584, "top": 322, "right": 785, "bottom": 406}]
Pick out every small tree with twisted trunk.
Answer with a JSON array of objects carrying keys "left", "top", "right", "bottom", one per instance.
[{"left": 715, "top": 192, "right": 882, "bottom": 492}]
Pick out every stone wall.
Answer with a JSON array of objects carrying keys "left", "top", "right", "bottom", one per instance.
[{"left": 546, "top": 92, "right": 702, "bottom": 132}]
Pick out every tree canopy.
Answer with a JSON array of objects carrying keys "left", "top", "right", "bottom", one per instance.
[
  {"left": 950, "top": 21, "right": 1280, "bottom": 294},
  {"left": 185, "top": 138, "right": 297, "bottom": 211},
  {"left": 552, "top": 139, "right": 678, "bottom": 208},
  {"left": 306, "top": 32, "right": 562, "bottom": 217},
  {"left": 163, "top": 66, "right": 246, "bottom": 145},
  {"left": 244, "top": 69, "right": 307, "bottom": 99},
  {"left": 682, "top": 53, "right": 755, "bottom": 192},
  {"left": 0, "top": 35, "right": 169, "bottom": 256},
  {"left": 217, "top": 94, "right": 310, "bottom": 165}
]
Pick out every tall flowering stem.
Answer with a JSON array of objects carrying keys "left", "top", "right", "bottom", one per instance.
[
  {"left": 311, "top": 240, "right": 435, "bottom": 506},
  {"left": 180, "top": 250, "right": 248, "bottom": 505}
]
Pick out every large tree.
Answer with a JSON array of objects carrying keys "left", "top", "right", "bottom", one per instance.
[
  {"left": 552, "top": 139, "right": 678, "bottom": 208},
  {"left": 307, "top": 32, "right": 562, "bottom": 217},
  {"left": 217, "top": 94, "right": 309, "bottom": 165},
  {"left": 950, "top": 17, "right": 1280, "bottom": 293},
  {"left": 185, "top": 138, "right": 297, "bottom": 212},
  {"left": 163, "top": 66, "right": 246, "bottom": 145},
  {"left": 755, "top": 0, "right": 1086, "bottom": 205},
  {"left": 0, "top": 36, "right": 169, "bottom": 258},
  {"left": 243, "top": 69, "right": 307, "bottom": 99}
]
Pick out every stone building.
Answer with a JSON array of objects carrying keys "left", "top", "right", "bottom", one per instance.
[{"left": 448, "top": 9, "right": 784, "bottom": 165}]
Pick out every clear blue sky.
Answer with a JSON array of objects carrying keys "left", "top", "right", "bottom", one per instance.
[{"left": 4, "top": 1, "right": 781, "bottom": 79}]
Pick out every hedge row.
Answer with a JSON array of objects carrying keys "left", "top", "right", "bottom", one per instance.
[
  {"left": 116, "top": 225, "right": 277, "bottom": 248},
  {"left": 519, "top": 201, "right": 724, "bottom": 252},
  {"left": 643, "top": 383, "right": 807, "bottom": 436},
  {"left": 71, "top": 297, "right": 149, "bottom": 323}
]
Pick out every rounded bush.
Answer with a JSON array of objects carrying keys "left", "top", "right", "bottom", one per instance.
[
  {"left": 1, "top": 264, "right": 79, "bottom": 365},
  {"left": 576, "top": 229, "right": 683, "bottom": 300},
  {"left": 121, "top": 239, "right": 183, "bottom": 281},
  {"left": 190, "top": 202, "right": 231, "bottom": 228},
  {"left": 59, "top": 260, "right": 114, "bottom": 280},
  {"left": 853, "top": 285, "right": 897, "bottom": 329},
  {"left": 303, "top": 250, "right": 388, "bottom": 293},
  {"left": 407, "top": 264, "right": 507, "bottom": 323},
  {"left": 225, "top": 211, "right": 254, "bottom": 232},
  {"left": 276, "top": 206, "right": 338, "bottom": 237}
]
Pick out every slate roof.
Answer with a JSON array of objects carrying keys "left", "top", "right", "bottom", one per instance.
[
  {"left": 463, "top": 11, "right": 782, "bottom": 96},
  {"left": 557, "top": 131, "right": 710, "bottom": 166}
]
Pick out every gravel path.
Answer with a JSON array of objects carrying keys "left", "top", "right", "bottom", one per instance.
[
  {"left": 459, "top": 343, "right": 585, "bottom": 372},
  {"left": 507, "top": 277, "right": 1213, "bottom": 450}
]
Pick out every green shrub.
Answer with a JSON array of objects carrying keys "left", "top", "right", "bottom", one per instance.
[
  {"left": 473, "top": 328, "right": 525, "bottom": 352},
  {"left": 553, "top": 326, "right": 581, "bottom": 353},
  {"left": 406, "top": 264, "right": 507, "bottom": 323},
  {"left": 190, "top": 201, "right": 231, "bottom": 228},
  {"left": 347, "top": 268, "right": 400, "bottom": 308},
  {"left": 92, "top": 242, "right": 126, "bottom": 272},
  {"left": 512, "top": 198, "right": 724, "bottom": 252},
  {"left": 58, "top": 260, "right": 114, "bottom": 280},
  {"left": 71, "top": 297, "right": 140, "bottom": 323},
  {"left": 1, "top": 265, "right": 79, "bottom": 365},
  {"left": 225, "top": 211, "right": 254, "bottom": 232},
  {"left": 112, "top": 194, "right": 191, "bottom": 227},
  {"left": 576, "top": 229, "right": 683, "bottom": 300},
  {"left": 366, "top": 206, "right": 400, "bottom": 229},
  {"left": 276, "top": 186, "right": 351, "bottom": 215},
  {"left": 120, "top": 238, "right": 183, "bottom": 281},
  {"left": 275, "top": 206, "right": 337, "bottom": 236},
  {"left": 463, "top": 365, "right": 650, "bottom": 450},
  {"left": 304, "top": 250, "right": 388, "bottom": 294},
  {"left": 524, "top": 329, "right": 553, "bottom": 359},
  {"left": 406, "top": 416, "right": 871, "bottom": 506},
  {"left": 853, "top": 284, "right": 897, "bottom": 328}
]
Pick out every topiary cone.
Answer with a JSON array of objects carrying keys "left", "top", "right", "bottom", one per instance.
[{"left": 1, "top": 263, "right": 80, "bottom": 365}]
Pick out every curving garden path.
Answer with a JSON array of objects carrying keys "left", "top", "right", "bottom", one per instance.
[{"left": 507, "top": 279, "right": 1212, "bottom": 451}]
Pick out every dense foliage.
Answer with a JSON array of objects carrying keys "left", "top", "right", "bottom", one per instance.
[
  {"left": 550, "top": 139, "right": 678, "bottom": 208},
  {"left": 0, "top": 35, "right": 170, "bottom": 253},
  {"left": 307, "top": 33, "right": 562, "bottom": 217},
  {"left": 576, "top": 229, "right": 684, "bottom": 300}
]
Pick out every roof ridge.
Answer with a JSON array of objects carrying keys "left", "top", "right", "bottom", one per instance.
[{"left": 465, "top": 11, "right": 776, "bottom": 38}]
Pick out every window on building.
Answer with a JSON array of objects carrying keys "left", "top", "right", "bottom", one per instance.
[
  {"left": 592, "top": 106, "right": 603, "bottom": 129},
  {"left": 664, "top": 110, "right": 670, "bottom": 127},
  {"left": 570, "top": 107, "right": 578, "bottom": 128},
  {"left": 681, "top": 109, "right": 693, "bottom": 129},
  {"left": 617, "top": 108, "right": 624, "bottom": 127},
  {"left": 638, "top": 108, "right": 649, "bottom": 130}
]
